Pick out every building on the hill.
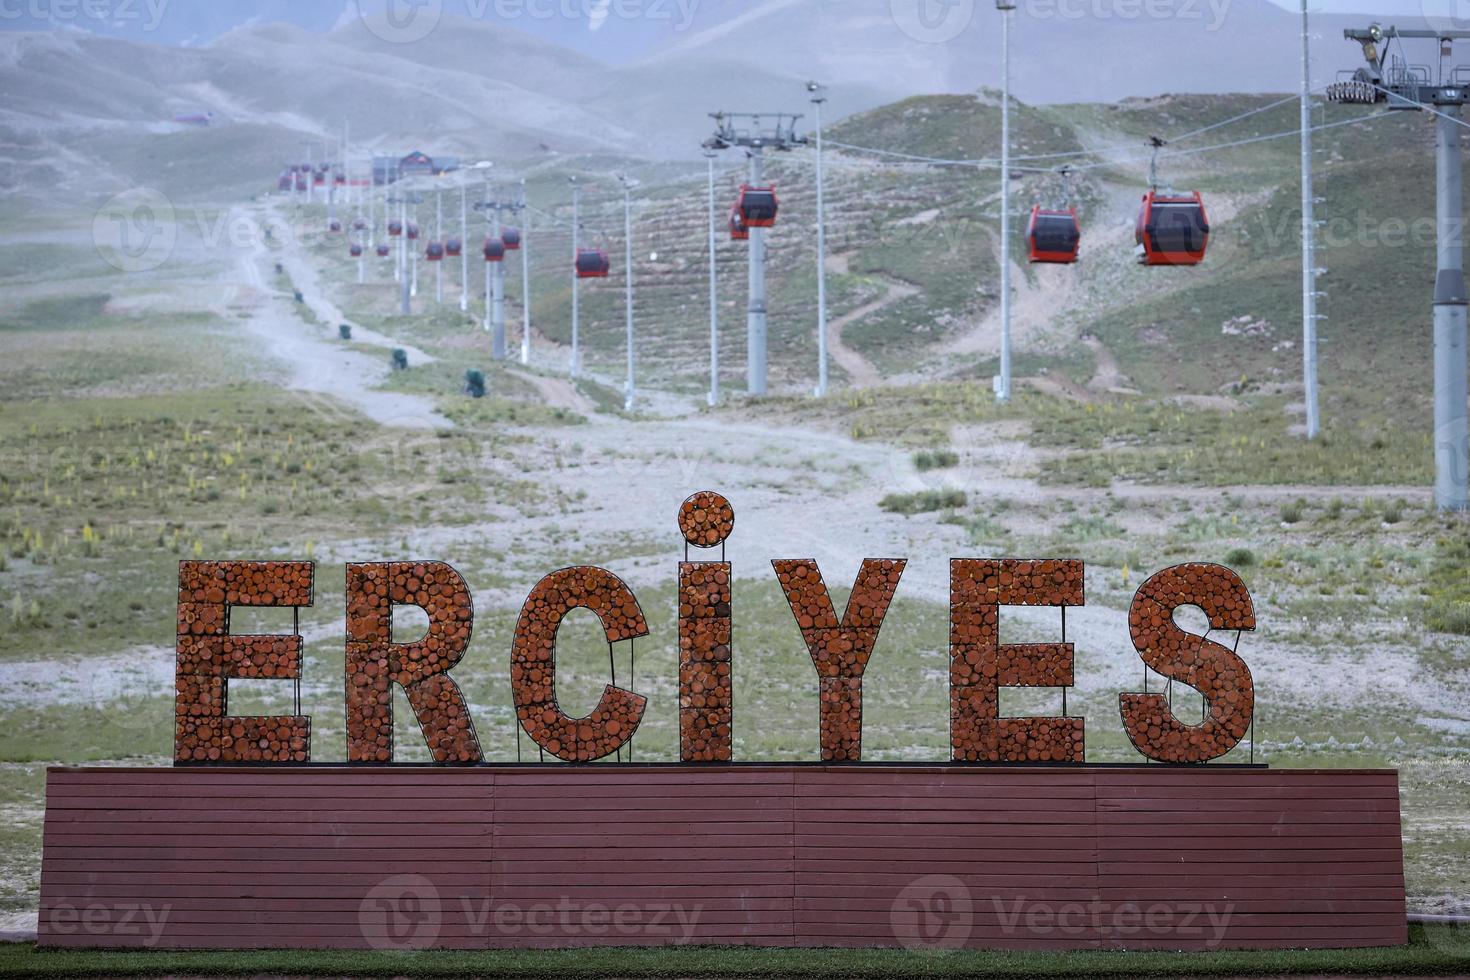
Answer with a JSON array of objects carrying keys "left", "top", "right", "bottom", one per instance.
[{"left": 373, "top": 151, "right": 460, "bottom": 185}]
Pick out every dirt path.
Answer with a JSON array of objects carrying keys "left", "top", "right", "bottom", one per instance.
[
  {"left": 1081, "top": 334, "right": 1137, "bottom": 394},
  {"left": 824, "top": 253, "right": 917, "bottom": 389},
  {"left": 224, "top": 207, "right": 450, "bottom": 429},
  {"left": 506, "top": 366, "right": 597, "bottom": 415}
]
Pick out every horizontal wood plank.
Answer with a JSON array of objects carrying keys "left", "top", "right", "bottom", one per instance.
[{"left": 37, "top": 765, "right": 1405, "bottom": 951}]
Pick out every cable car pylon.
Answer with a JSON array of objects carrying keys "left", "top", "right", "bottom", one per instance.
[
  {"left": 1329, "top": 23, "right": 1470, "bottom": 511},
  {"left": 705, "top": 111, "right": 809, "bottom": 397}
]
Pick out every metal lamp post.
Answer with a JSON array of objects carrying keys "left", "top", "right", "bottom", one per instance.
[
  {"left": 996, "top": 0, "right": 1014, "bottom": 404},
  {"left": 619, "top": 175, "right": 637, "bottom": 412},
  {"left": 809, "top": 81, "right": 829, "bottom": 398},
  {"left": 705, "top": 148, "right": 720, "bottom": 406}
]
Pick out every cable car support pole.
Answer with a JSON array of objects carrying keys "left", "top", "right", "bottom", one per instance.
[
  {"left": 1300, "top": 0, "right": 1320, "bottom": 440},
  {"left": 621, "top": 175, "right": 636, "bottom": 412},
  {"left": 521, "top": 179, "right": 532, "bottom": 366},
  {"left": 399, "top": 194, "right": 411, "bottom": 316},
  {"left": 493, "top": 194, "right": 507, "bottom": 360},
  {"left": 1331, "top": 24, "right": 1470, "bottom": 509},
  {"left": 706, "top": 150, "right": 719, "bottom": 406},
  {"left": 460, "top": 183, "right": 469, "bottom": 313},
  {"left": 997, "top": 0, "right": 1014, "bottom": 404},
  {"left": 436, "top": 187, "right": 444, "bottom": 305},
  {"left": 1435, "top": 105, "right": 1469, "bottom": 510},
  {"left": 571, "top": 177, "right": 581, "bottom": 379},
  {"left": 749, "top": 145, "right": 768, "bottom": 396},
  {"left": 811, "top": 82, "right": 829, "bottom": 398},
  {"left": 483, "top": 177, "right": 492, "bottom": 334}
]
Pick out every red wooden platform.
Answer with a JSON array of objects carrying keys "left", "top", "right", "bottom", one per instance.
[{"left": 36, "top": 765, "right": 1406, "bottom": 951}]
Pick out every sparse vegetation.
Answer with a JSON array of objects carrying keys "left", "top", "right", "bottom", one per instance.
[
  {"left": 912, "top": 448, "right": 959, "bottom": 472},
  {"left": 879, "top": 489, "right": 967, "bottom": 515}
]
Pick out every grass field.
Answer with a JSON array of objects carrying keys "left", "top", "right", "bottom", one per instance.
[{"left": 2, "top": 924, "right": 1470, "bottom": 977}]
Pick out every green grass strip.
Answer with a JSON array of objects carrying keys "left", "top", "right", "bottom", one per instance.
[{"left": 2, "top": 924, "right": 1468, "bottom": 978}]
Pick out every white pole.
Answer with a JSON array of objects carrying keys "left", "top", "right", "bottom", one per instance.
[
  {"left": 571, "top": 178, "right": 580, "bottom": 379},
  {"left": 435, "top": 187, "right": 443, "bottom": 305},
  {"left": 812, "top": 85, "right": 828, "bottom": 397},
  {"left": 1300, "top": 0, "right": 1320, "bottom": 440},
  {"left": 493, "top": 181, "right": 499, "bottom": 337},
  {"left": 1434, "top": 107, "right": 1470, "bottom": 511},
  {"left": 747, "top": 146, "right": 767, "bottom": 396},
  {"left": 997, "top": 0, "right": 1013, "bottom": 403},
  {"left": 622, "top": 178, "right": 635, "bottom": 412},
  {"left": 460, "top": 183, "right": 469, "bottom": 313},
  {"left": 521, "top": 179, "right": 532, "bottom": 366},
  {"left": 707, "top": 152, "right": 719, "bottom": 406},
  {"left": 492, "top": 195, "right": 506, "bottom": 360},
  {"left": 410, "top": 199, "right": 419, "bottom": 299},
  {"left": 399, "top": 195, "right": 411, "bottom": 315}
]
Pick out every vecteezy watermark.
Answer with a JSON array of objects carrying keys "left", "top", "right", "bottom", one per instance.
[
  {"left": 890, "top": 0, "right": 975, "bottom": 43},
  {"left": 357, "top": 0, "right": 701, "bottom": 44},
  {"left": 360, "top": 873, "right": 443, "bottom": 950},
  {"left": 1252, "top": 207, "right": 1450, "bottom": 251},
  {"left": 0, "top": 0, "right": 169, "bottom": 31},
  {"left": 1018, "top": 0, "right": 1230, "bottom": 31},
  {"left": 1421, "top": 0, "right": 1470, "bottom": 36},
  {"left": 356, "top": 0, "right": 442, "bottom": 44},
  {"left": 470, "top": 0, "right": 701, "bottom": 29},
  {"left": 889, "top": 878, "right": 1238, "bottom": 952},
  {"left": 992, "top": 897, "right": 1237, "bottom": 945},
  {"left": 459, "top": 897, "right": 704, "bottom": 942},
  {"left": 93, "top": 188, "right": 176, "bottom": 273},
  {"left": 358, "top": 875, "right": 704, "bottom": 950},
  {"left": 44, "top": 903, "right": 172, "bottom": 945},
  {"left": 890, "top": 874, "right": 975, "bottom": 953}
]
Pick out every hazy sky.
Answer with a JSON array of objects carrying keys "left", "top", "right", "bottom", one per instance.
[{"left": 0, "top": 0, "right": 1435, "bottom": 55}]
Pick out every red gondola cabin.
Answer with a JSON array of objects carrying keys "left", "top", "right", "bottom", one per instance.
[
  {"left": 1026, "top": 206, "right": 1081, "bottom": 264},
  {"left": 426, "top": 241, "right": 445, "bottom": 261},
  {"left": 737, "top": 185, "right": 778, "bottom": 227},
  {"left": 575, "top": 248, "right": 610, "bottom": 278},
  {"left": 407, "top": 223, "right": 420, "bottom": 241},
  {"left": 328, "top": 219, "right": 342, "bottom": 234},
  {"left": 388, "top": 220, "right": 403, "bottom": 237},
  {"left": 376, "top": 243, "right": 391, "bottom": 257},
  {"left": 483, "top": 238, "right": 506, "bottom": 262},
  {"left": 502, "top": 227, "right": 522, "bottom": 250},
  {"left": 1135, "top": 191, "right": 1209, "bottom": 266},
  {"left": 445, "top": 237, "right": 462, "bottom": 258},
  {"left": 350, "top": 243, "right": 363, "bottom": 257}
]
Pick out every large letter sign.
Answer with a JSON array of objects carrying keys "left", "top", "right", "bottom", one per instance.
[
  {"left": 172, "top": 492, "right": 1259, "bottom": 766},
  {"left": 511, "top": 566, "right": 650, "bottom": 762},
  {"left": 1120, "top": 562, "right": 1256, "bottom": 762}
]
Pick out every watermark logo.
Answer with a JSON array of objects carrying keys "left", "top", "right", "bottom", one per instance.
[
  {"left": 44, "top": 903, "right": 171, "bottom": 945},
  {"left": 357, "top": 0, "right": 443, "bottom": 44},
  {"left": 0, "top": 0, "right": 171, "bottom": 32},
  {"left": 93, "top": 188, "right": 176, "bottom": 273},
  {"left": 891, "top": 0, "right": 975, "bottom": 43},
  {"left": 1019, "top": 0, "right": 1230, "bottom": 31},
  {"left": 359, "top": 873, "right": 442, "bottom": 950},
  {"left": 1422, "top": 0, "right": 1470, "bottom": 36},
  {"left": 891, "top": 874, "right": 974, "bottom": 953},
  {"left": 992, "top": 897, "right": 1236, "bottom": 944}
]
